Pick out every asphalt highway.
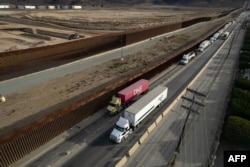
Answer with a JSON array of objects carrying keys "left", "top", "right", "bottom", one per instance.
[
  {"left": 21, "top": 21, "right": 232, "bottom": 167},
  {"left": 125, "top": 12, "right": 247, "bottom": 167},
  {"left": 60, "top": 38, "right": 225, "bottom": 167},
  {"left": 9, "top": 13, "right": 242, "bottom": 167}
]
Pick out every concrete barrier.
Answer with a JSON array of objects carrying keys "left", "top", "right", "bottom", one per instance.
[
  {"left": 155, "top": 114, "right": 163, "bottom": 125},
  {"left": 162, "top": 87, "right": 186, "bottom": 117},
  {"left": 128, "top": 141, "right": 140, "bottom": 157},
  {"left": 139, "top": 131, "right": 149, "bottom": 144},
  {"left": 115, "top": 156, "right": 127, "bottom": 167},
  {"left": 162, "top": 106, "right": 171, "bottom": 117},
  {"left": 147, "top": 122, "right": 156, "bottom": 134}
]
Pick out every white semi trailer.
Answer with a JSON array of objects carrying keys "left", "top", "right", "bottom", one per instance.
[
  {"left": 110, "top": 85, "right": 168, "bottom": 143},
  {"left": 210, "top": 32, "right": 220, "bottom": 43}
]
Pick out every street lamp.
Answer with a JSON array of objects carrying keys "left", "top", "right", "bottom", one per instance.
[{"left": 0, "top": 94, "right": 6, "bottom": 103}]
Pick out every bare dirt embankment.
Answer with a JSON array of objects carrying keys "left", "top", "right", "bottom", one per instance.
[{"left": 0, "top": 6, "right": 236, "bottom": 136}]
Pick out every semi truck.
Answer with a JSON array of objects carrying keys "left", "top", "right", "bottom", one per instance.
[
  {"left": 107, "top": 79, "right": 149, "bottom": 115},
  {"left": 222, "top": 31, "right": 229, "bottom": 40},
  {"left": 210, "top": 33, "right": 220, "bottom": 43},
  {"left": 198, "top": 40, "right": 210, "bottom": 52},
  {"left": 110, "top": 85, "right": 168, "bottom": 143},
  {"left": 180, "top": 51, "right": 196, "bottom": 65}
]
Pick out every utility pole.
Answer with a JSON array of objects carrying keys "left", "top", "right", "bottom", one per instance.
[
  {"left": 170, "top": 95, "right": 195, "bottom": 165},
  {"left": 170, "top": 88, "right": 205, "bottom": 166}
]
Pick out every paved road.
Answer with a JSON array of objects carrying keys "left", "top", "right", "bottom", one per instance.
[
  {"left": 57, "top": 32, "right": 229, "bottom": 167},
  {"left": 124, "top": 12, "right": 247, "bottom": 167},
  {"left": 0, "top": 27, "right": 181, "bottom": 95},
  {"left": 15, "top": 20, "right": 233, "bottom": 167},
  {"left": 9, "top": 15, "right": 239, "bottom": 167},
  {"left": 175, "top": 23, "right": 244, "bottom": 167}
]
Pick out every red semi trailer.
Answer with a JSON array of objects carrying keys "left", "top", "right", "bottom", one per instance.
[{"left": 107, "top": 79, "right": 149, "bottom": 115}]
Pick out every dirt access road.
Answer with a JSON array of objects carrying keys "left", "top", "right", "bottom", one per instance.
[{"left": 0, "top": 5, "right": 236, "bottom": 137}]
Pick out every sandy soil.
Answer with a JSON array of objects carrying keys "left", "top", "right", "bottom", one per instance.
[
  {"left": 0, "top": 6, "right": 227, "bottom": 52},
  {"left": 0, "top": 6, "right": 236, "bottom": 136}
]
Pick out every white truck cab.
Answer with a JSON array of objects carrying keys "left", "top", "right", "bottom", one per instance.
[
  {"left": 180, "top": 51, "right": 195, "bottom": 65},
  {"left": 222, "top": 31, "right": 229, "bottom": 39},
  {"left": 110, "top": 117, "right": 132, "bottom": 143}
]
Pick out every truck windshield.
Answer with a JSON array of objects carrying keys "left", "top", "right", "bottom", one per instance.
[
  {"left": 109, "top": 102, "right": 116, "bottom": 107},
  {"left": 115, "top": 125, "right": 125, "bottom": 132}
]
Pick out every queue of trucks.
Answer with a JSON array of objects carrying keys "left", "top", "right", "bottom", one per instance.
[
  {"left": 108, "top": 22, "right": 233, "bottom": 143},
  {"left": 199, "top": 22, "right": 232, "bottom": 52},
  {"left": 180, "top": 21, "right": 233, "bottom": 64},
  {"left": 110, "top": 85, "right": 168, "bottom": 143}
]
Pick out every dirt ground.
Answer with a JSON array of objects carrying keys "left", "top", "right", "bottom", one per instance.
[
  {"left": 0, "top": 6, "right": 236, "bottom": 136},
  {"left": 0, "top": 6, "right": 228, "bottom": 52}
]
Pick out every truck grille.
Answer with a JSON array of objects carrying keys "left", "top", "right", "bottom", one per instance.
[{"left": 110, "top": 135, "right": 117, "bottom": 141}]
